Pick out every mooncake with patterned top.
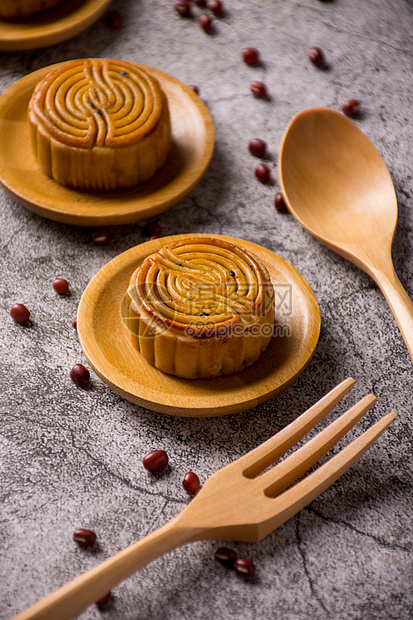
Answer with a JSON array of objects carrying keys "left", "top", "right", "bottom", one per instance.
[
  {"left": 126, "top": 237, "right": 275, "bottom": 379},
  {"left": 28, "top": 58, "right": 172, "bottom": 191}
]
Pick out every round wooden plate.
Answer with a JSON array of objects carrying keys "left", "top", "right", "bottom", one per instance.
[
  {"left": 0, "top": 62, "right": 215, "bottom": 226},
  {"left": 0, "top": 0, "right": 112, "bottom": 51},
  {"left": 77, "top": 234, "right": 321, "bottom": 417}
]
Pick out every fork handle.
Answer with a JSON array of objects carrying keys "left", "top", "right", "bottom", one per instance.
[{"left": 14, "top": 515, "right": 198, "bottom": 620}]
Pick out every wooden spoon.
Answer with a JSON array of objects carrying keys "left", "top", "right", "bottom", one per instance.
[{"left": 279, "top": 106, "right": 413, "bottom": 361}]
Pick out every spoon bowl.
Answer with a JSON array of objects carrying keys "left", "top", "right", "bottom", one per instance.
[{"left": 279, "top": 107, "right": 413, "bottom": 361}]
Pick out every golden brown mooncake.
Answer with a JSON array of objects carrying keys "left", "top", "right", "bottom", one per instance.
[
  {"left": 126, "top": 237, "right": 275, "bottom": 379},
  {"left": 28, "top": 58, "right": 172, "bottom": 191},
  {"left": 0, "top": 0, "right": 62, "bottom": 18}
]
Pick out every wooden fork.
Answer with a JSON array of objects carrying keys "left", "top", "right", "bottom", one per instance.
[{"left": 15, "top": 378, "right": 395, "bottom": 620}]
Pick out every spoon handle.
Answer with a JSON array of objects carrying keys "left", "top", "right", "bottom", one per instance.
[{"left": 370, "top": 262, "right": 413, "bottom": 361}]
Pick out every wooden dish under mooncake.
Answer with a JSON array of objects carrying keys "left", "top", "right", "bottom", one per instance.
[
  {"left": 0, "top": 62, "right": 214, "bottom": 225},
  {"left": 77, "top": 234, "right": 321, "bottom": 417},
  {"left": 28, "top": 58, "right": 172, "bottom": 191},
  {"left": 126, "top": 237, "right": 276, "bottom": 379},
  {"left": 0, "top": 0, "right": 113, "bottom": 52}
]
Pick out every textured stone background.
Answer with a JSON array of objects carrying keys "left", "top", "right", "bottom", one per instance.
[{"left": 1, "top": 0, "right": 412, "bottom": 619}]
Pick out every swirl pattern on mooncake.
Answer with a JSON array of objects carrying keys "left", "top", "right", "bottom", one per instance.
[
  {"left": 28, "top": 59, "right": 172, "bottom": 190},
  {"left": 126, "top": 237, "right": 275, "bottom": 379}
]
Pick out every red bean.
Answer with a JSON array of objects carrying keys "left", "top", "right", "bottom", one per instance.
[
  {"left": 106, "top": 9, "right": 122, "bottom": 29},
  {"left": 308, "top": 46, "right": 326, "bottom": 68},
  {"left": 143, "top": 450, "right": 169, "bottom": 472},
  {"left": 214, "top": 547, "right": 237, "bottom": 567},
  {"left": 193, "top": 0, "right": 206, "bottom": 5},
  {"left": 341, "top": 98, "right": 361, "bottom": 117},
  {"left": 10, "top": 303, "right": 30, "bottom": 324},
  {"left": 73, "top": 528, "right": 96, "bottom": 548},
  {"left": 182, "top": 471, "right": 200, "bottom": 494},
  {"left": 53, "top": 278, "right": 69, "bottom": 294},
  {"left": 70, "top": 364, "right": 90, "bottom": 388},
  {"left": 199, "top": 12, "right": 212, "bottom": 32},
  {"left": 275, "top": 192, "right": 288, "bottom": 212},
  {"left": 250, "top": 80, "right": 267, "bottom": 99},
  {"left": 255, "top": 163, "right": 270, "bottom": 183},
  {"left": 96, "top": 592, "right": 111, "bottom": 608},
  {"left": 242, "top": 47, "right": 260, "bottom": 66},
  {"left": 72, "top": 316, "right": 77, "bottom": 329},
  {"left": 92, "top": 228, "right": 112, "bottom": 246},
  {"left": 143, "top": 221, "right": 162, "bottom": 237},
  {"left": 188, "top": 84, "right": 200, "bottom": 95},
  {"left": 173, "top": 0, "right": 192, "bottom": 17},
  {"left": 248, "top": 138, "right": 266, "bottom": 158},
  {"left": 234, "top": 557, "right": 256, "bottom": 577},
  {"left": 207, "top": 0, "right": 224, "bottom": 16}
]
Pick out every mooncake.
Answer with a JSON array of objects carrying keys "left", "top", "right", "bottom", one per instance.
[
  {"left": 126, "top": 237, "right": 275, "bottom": 379},
  {"left": 28, "top": 58, "right": 172, "bottom": 190},
  {"left": 0, "top": 0, "right": 62, "bottom": 18}
]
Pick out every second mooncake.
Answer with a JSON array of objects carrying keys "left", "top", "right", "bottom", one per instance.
[
  {"left": 28, "top": 58, "right": 172, "bottom": 191},
  {"left": 126, "top": 237, "right": 275, "bottom": 379}
]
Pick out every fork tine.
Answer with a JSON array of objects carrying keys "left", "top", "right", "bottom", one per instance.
[
  {"left": 257, "top": 411, "right": 396, "bottom": 540},
  {"left": 258, "top": 393, "right": 376, "bottom": 497},
  {"left": 242, "top": 377, "right": 356, "bottom": 478}
]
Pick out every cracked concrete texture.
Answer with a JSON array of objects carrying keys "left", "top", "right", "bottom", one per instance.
[{"left": 0, "top": 0, "right": 412, "bottom": 618}]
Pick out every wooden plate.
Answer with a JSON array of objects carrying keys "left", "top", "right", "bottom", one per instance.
[
  {"left": 0, "top": 0, "right": 112, "bottom": 51},
  {"left": 77, "top": 234, "right": 321, "bottom": 417},
  {"left": 0, "top": 62, "right": 215, "bottom": 226}
]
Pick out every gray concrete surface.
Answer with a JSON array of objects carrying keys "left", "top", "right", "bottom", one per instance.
[{"left": 1, "top": 0, "right": 412, "bottom": 618}]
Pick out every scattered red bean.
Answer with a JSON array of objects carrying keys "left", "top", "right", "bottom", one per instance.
[
  {"left": 207, "top": 0, "right": 224, "bottom": 16},
  {"left": 92, "top": 228, "right": 112, "bottom": 246},
  {"left": 341, "top": 98, "right": 361, "bottom": 117},
  {"left": 250, "top": 80, "right": 268, "bottom": 99},
  {"left": 242, "top": 47, "right": 260, "bottom": 66},
  {"left": 173, "top": 0, "right": 192, "bottom": 17},
  {"left": 199, "top": 12, "right": 212, "bottom": 32},
  {"left": 52, "top": 278, "right": 69, "bottom": 294},
  {"left": 148, "top": 235, "right": 160, "bottom": 241},
  {"left": 182, "top": 471, "right": 200, "bottom": 494},
  {"left": 193, "top": 0, "right": 206, "bottom": 5},
  {"left": 234, "top": 557, "right": 256, "bottom": 578},
  {"left": 255, "top": 163, "right": 270, "bottom": 183},
  {"left": 248, "top": 138, "right": 267, "bottom": 158},
  {"left": 72, "top": 316, "right": 77, "bottom": 329},
  {"left": 143, "top": 449, "right": 169, "bottom": 472},
  {"left": 188, "top": 84, "right": 200, "bottom": 95},
  {"left": 143, "top": 221, "right": 162, "bottom": 237},
  {"left": 106, "top": 9, "right": 122, "bottom": 29},
  {"left": 215, "top": 547, "right": 237, "bottom": 567},
  {"left": 275, "top": 192, "right": 288, "bottom": 213},
  {"left": 308, "top": 46, "right": 326, "bottom": 68},
  {"left": 10, "top": 303, "right": 30, "bottom": 324},
  {"left": 73, "top": 528, "right": 96, "bottom": 548},
  {"left": 96, "top": 592, "right": 111, "bottom": 608},
  {"left": 70, "top": 363, "right": 90, "bottom": 388}
]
